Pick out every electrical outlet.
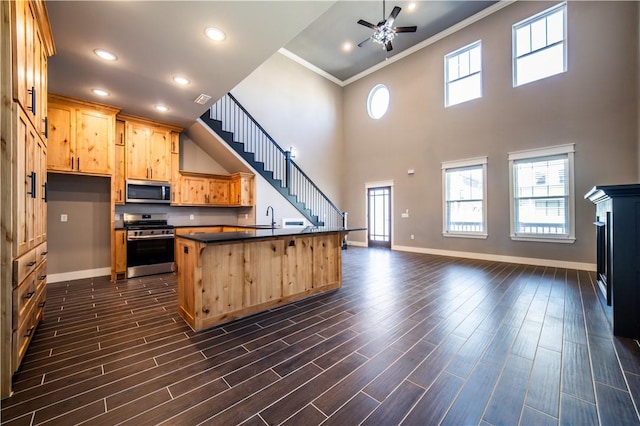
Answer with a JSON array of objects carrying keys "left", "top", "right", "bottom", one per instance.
[
  {"left": 244, "top": 214, "right": 248, "bottom": 219},
  {"left": 189, "top": 214, "right": 195, "bottom": 221},
  {"left": 411, "top": 234, "right": 415, "bottom": 240},
  {"left": 60, "top": 214, "right": 68, "bottom": 222}
]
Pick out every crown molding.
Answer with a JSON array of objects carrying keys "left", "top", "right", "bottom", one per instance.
[{"left": 280, "top": 0, "right": 516, "bottom": 87}]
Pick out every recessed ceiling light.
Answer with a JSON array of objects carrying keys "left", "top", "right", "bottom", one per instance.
[
  {"left": 205, "top": 27, "right": 226, "bottom": 41},
  {"left": 173, "top": 76, "right": 190, "bottom": 85},
  {"left": 342, "top": 42, "right": 353, "bottom": 52},
  {"left": 408, "top": 2, "right": 417, "bottom": 12},
  {"left": 91, "top": 88, "right": 109, "bottom": 97},
  {"left": 94, "top": 49, "right": 117, "bottom": 61},
  {"left": 155, "top": 104, "right": 169, "bottom": 112}
]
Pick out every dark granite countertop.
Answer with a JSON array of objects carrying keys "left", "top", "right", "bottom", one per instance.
[
  {"left": 173, "top": 224, "right": 274, "bottom": 229},
  {"left": 176, "top": 227, "right": 364, "bottom": 244}
]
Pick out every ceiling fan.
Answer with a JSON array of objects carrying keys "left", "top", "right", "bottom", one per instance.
[{"left": 357, "top": 0, "right": 417, "bottom": 52}]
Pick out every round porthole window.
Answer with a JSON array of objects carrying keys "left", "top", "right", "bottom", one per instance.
[{"left": 367, "top": 84, "right": 390, "bottom": 119}]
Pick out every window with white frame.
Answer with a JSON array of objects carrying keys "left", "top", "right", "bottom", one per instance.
[
  {"left": 445, "top": 40, "right": 482, "bottom": 107},
  {"left": 513, "top": 2, "right": 567, "bottom": 87},
  {"left": 442, "top": 157, "right": 487, "bottom": 238},
  {"left": 509, "top": 144, "right": 575, "bottom": 243}
]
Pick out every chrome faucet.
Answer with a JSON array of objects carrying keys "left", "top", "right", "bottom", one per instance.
[{"left": 266, "top": 205, "right": 275, "bottom": 229}]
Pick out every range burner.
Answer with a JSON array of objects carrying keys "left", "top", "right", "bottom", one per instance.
[{"left": 123, "top": 213, "right": 172, "bottom": 229}]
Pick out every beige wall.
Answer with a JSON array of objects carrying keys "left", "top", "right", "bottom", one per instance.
[
  {"left": 231, "top": 52, "right": 344, "bottom": 207},
  {"left": 342, "top": 1, "right": 639, "bottom": 264},
  {"left": 47, "top": 174, "right": 112, "bottom": 275}
]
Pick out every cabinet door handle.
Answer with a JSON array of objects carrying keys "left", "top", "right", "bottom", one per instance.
[
  {"left": 119, "top": 189, "right": 122, "bottom": 200},
  {"left": 41, "top": 251, "right": 48, "bottom": 256},
  {"left": 42, "top": 182, "right": 48, "bottom": 202},
  {"left": 71, "top": 157, "right": 74, "bottom": 169},
  {"left": 25, "top": 326, "right": 35, "bottom": 338},
  {"left": 38, "top": 275, "right": 47, "bottom": 280},
  {"left": 77, "top": 157, "right": 80, "bottom": 170},
  {"left": 24, "top": 291, "right": 35, "bottom": 300},
  {"left": 28, "top": 86, "right": 36, "bottom": 115},
  {"left": 43, "top": 116, "right": 48, "bottom": 138},
  {"left": 203, "top": 308, "right": 210, "bottom": 314},
  {"left": 27, "top": 261, "right": 36, "bottom": 267},
  {"left": 27, "top": 172, "right": 36, "bottom": 198},
  {"left": 39, "top": 301, "right": 46, "bottom": 308}
]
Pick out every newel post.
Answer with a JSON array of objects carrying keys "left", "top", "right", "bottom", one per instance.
[{"left": 285, "top": 150, "right": 292, "bottom": 194}]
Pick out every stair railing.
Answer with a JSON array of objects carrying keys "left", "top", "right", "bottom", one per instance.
[{"left": 209, "top": 93, "right": 345, "bottom": 228}]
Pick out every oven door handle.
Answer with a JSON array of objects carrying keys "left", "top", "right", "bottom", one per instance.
[{"left": 127, "top": 234, "right": 175, "bottom": 241}]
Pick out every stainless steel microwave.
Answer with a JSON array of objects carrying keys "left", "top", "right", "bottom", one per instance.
[{"left": 125, "top": 180, "right": 171, "bottom": 204}]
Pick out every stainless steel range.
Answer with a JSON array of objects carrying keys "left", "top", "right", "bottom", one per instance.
[{"left": 123, "top": 213, "right": 174, "bottom": 278}]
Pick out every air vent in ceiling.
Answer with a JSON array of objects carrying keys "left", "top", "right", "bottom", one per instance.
[{"left": 194, "top": 94, "right": 212, "bottom": 105}]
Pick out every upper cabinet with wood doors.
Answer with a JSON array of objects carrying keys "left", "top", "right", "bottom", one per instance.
[
  {"left": 120, "top": 114, "right": 181, "bottom": 183},
  {"left": 47, "top": 94, "right": 119, "bottom": 176},
  {"left": 12, "top": 0, "right": 54, "bottom": 138}
]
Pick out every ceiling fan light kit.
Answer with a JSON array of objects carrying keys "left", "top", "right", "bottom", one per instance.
[{"left": 357, "top": 0, "right": 417, "bottom": 52}]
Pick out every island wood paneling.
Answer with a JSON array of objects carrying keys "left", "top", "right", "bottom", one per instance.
[{"left": 177, "top": 232, "right": 347, "bottom": 331}]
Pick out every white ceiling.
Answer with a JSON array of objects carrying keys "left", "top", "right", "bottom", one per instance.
[{"left": 45, "top": 0, "right": 496, "bottom": 129}]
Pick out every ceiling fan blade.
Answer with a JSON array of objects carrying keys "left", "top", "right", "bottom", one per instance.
[
  {"left": 357, "top": 19, "right": 377, "bottom": 30},
  {"left": 393, "top": 26, "right": 417, "bottom": 33},
  {"left": 385, "top": 41, "right": 393, "bottom": 52},
  {"left": 358, "top": 37, "right": 373, "bottom": 47},
  {"left": 386, "top": 6, "right": 401, "bottom": 27}
]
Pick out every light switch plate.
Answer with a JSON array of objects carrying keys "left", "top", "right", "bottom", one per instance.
[
  {"left": 61, "top": 214, "right": 68, "bottom": 222},
  {"left": 189, "top": 214, "right": 195, "bottom": 220}
]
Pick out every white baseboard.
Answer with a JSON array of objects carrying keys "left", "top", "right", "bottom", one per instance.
[
  {"left": 48, "top": 267, "right": 111, "bottom": 284},
  {"left": 346, "top": 241, "right": 596, "bottom": 271},
  {"left": 346, "top": 240, "right": 368, "bottom": 248}
]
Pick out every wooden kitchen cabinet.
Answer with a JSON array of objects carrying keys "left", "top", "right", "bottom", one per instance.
[
  {"left": 114, "top": 230, "right": 127, "bottom": 280},
  {"left": 113, "top": 120, "right": 125, "bottom": 204},
  {"left": 179, "top": 174, "right": 209, "bottom": 205},
  {"left": 122, "top": 115, "right": 181, "bottom": 182},
  {"left": 229, "top": 173, "right": 254, "bottom": 207},
  {"left": 47, "top": 94, "right": 119, "bottom": 176},
  {"left": 175, "top": 171, "right": 253, "bottom": 207},
  {"left": 14, "top": 107, "right": 48, "bottom": 256},
  {"left": 209, "top": 178, "right": 229, "bottom": 205},
  {"left": 4, "top": 0, "right": 54, "bottom": 398},
  {"left": 12, "top": 0, "right": 52, "bottom": 137}
]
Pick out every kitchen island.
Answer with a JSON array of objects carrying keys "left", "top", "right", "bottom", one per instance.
[{"left": 175, "top": 227, "right": 358, "bottom": 331}]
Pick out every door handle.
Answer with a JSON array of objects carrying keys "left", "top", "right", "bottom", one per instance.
[
  {"left": 27, "top": 172, "right": 36, "bottom": 198},
  {"left": 28, "top": 86, "right": 36, "bottom": 115}
]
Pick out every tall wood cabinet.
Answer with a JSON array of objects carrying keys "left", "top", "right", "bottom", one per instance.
[{"left": 2, "top": 0, "right": 55, "bottom": 399}]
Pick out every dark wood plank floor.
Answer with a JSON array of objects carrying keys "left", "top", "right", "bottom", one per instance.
[{"left": 2, "top": 247, "right": 640, "bottom": 425}]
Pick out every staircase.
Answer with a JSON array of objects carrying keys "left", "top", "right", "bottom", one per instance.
[{"left": 199, "top": 93, "right": 345, "bottom": 228}]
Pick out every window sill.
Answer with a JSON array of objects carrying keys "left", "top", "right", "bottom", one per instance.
[
  {"left": 510, "top": 235, "right": 575, "bottom": 244},
  {"left": 443, "top": 232, "right": 488, "bottom": 240}
]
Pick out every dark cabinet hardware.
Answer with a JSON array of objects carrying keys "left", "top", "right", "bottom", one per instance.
[
  {"left": 70, "top": 157, "right": 74, "bottom": 169},
  {"left": 39, "top": 301, "right": 46, "bottom": 308},
  {"left": 77, "top": 157, "right": 80, "bottom": 170},
  {"left": 43, "top": 116, "right": 48, "bottom": 138},
  {"left": 25, "top": 326, "right": 35, "bottom": 337},
  {"left": 203, "top": 308, "right": 210, "bottom": 314},
  {"left": 41, "top": 251, "right": 48, "bottom": 256},
  {"left": 28, "top": 86, "right": 36, "bottom": 115},
  {"left": 42, "top": 182, "right": 47, "bottom": 202},
  {"left": 27, "top": 172, "right": 36, "bottom": 198},
  {"left": 24, "top": 291, "right": 35, "bottom": 299},
  {"left": 38, "top": 275, "right": 46, "bottom": 280},
  {"left": 27, "top": 261, "right": 36, "bottom": 267}
]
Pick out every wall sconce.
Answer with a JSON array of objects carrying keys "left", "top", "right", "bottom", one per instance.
[{"left": 289, "top": 146, "right": 297, "bottom": 159}]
